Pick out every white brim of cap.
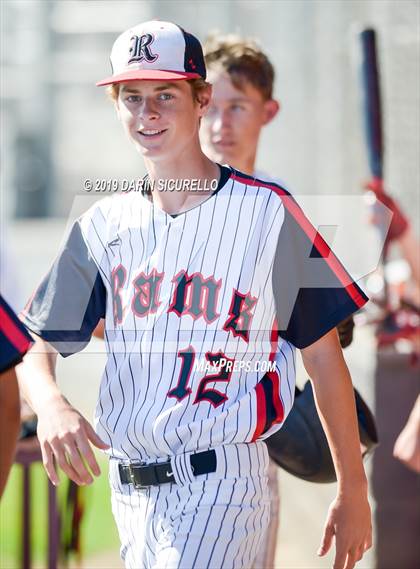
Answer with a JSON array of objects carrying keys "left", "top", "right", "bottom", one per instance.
[{"left": 96, "top": 69, "right": 202, "bottom": 86}]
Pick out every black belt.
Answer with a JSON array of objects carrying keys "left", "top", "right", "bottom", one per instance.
[{"left": 118, "top": 450, "right": 217, "bottom": 488}]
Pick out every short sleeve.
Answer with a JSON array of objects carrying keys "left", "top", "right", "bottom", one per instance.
[
  {"left": 21, "top": 220, "right": 106, "bottom": 357},
  {"left": 273, "top": 198, "right": 368, "bottom": 349},
  {"left": 0, "top": 294, "right": 33, "bottom": 373}
]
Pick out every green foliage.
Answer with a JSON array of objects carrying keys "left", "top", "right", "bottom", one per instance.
[{"left": 0, "top": 459, "right": 119, "bottom": 567}]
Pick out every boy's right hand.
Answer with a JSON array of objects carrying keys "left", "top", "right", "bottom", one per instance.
[{"left": 36, "top": 396, "right": 110, "bottom": 486}]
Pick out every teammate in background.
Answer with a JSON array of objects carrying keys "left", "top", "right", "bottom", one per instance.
[
  {"left": 201, "top": 35, "right": 280, "bottom": 181},
  {"left": 17, "top": 21, "right": 372, "bottom": 569},
  {"left": 0, "top": 294, "right": 32, "bottom": 498}
]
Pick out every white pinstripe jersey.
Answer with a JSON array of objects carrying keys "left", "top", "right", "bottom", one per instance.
[{"left": 23, "top": 165, "right": 368, "bottom": 462}]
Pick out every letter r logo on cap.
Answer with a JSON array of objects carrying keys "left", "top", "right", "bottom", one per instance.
[{"left": 128, "top": 34, "right": 159, "bottom": 64}]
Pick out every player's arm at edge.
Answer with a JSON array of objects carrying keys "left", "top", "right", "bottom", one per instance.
[
  {"left": 301, "top": 328, "right": 372, "bottom": 569},
  {"left": 16, "top": 332, "right": 109, "bottom": 486},
  {"left": 0, "top": 367, "right": 20, "bottom": 498}
]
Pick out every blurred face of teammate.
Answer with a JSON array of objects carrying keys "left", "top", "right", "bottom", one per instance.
[
  {"left": 116, "top": 80, "right": 211, "bottom": 163},
  {"left": 201, "top": 71, "right": 279, "bottom": 174}
]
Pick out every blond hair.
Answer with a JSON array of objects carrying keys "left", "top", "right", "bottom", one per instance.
[{"left": 204, "top": 34, "right": 275, "bottom": 100}]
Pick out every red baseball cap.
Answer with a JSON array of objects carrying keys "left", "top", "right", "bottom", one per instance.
[{"left": 96, "top": 20, "right": 206, "bottom": 86}]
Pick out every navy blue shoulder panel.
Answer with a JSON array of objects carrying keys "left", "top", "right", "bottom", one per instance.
[
  {"left": 273, "top": 207, "right": 368, "bottom": 349},
  {"left": 22, "top": 220, "right": 106, "bottom": 357}
]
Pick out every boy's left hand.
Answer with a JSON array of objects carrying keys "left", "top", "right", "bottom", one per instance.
[{"left": 318, "top": 491, "right": 372, "bottom": 569}]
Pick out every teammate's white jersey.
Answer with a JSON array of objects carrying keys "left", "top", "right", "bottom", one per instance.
[{"left": 23, "top": 165, "right": 367, "bottom": 463}]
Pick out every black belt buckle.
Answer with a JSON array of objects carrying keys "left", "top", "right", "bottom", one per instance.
[
  {"left": 122, "top": 461, "right": 175, "bottom": 489},
  {"left": 119, "top": 462, "right": 144, "bottom": 490},
  {"left": 127, "top": 463, "right": 147, "bottom": 490}
]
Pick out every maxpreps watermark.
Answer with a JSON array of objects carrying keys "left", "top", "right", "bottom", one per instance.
[
  {"left": 194, "top": 358, "right": 277, "bottom": 373},
  {"left": 83, "top": 178, "right": 218, "bottom": 193}
]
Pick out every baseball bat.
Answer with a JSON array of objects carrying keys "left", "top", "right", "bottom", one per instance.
[
  {"left": 360, "top": 28, "right": 384, "bottom": 184},
  {"left": 359, "top": 28, "right": 391, "bottom": 307}
]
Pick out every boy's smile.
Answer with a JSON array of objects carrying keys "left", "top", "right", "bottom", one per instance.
[{"left": 117, "top": 80, "right": 209, "bottom": 162}]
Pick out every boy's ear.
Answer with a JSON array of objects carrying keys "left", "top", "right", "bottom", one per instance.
[
  {"left": 197, "top": 85, "right": 213, "bottom": 116},
  {"left": 263, "top": 99, "right": 280, "bottom": 125}
]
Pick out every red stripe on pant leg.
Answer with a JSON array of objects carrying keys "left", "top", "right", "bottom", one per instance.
[
  {"left": 252, "top": 382, "right": 267, "bottom": 442},
  {"left": 0, "top": 305, "right": 32, "bottom": 354}
]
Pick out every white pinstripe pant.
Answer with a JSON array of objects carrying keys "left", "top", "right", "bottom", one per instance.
[
  {"left": 109, "top": 443, "right": 270, "bottom": 569},
  {"left": 251, "top": 459, "right": 280, "bottom": 569}
]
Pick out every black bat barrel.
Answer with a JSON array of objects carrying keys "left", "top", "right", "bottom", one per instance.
[{"left": 360, "top": 28, "right": 384, "bottom": 180}]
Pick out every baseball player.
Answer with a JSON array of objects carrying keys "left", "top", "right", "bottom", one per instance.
[
  {"left": 17, "top": 20, "right": 372, "bottom": 569},
  {"left": 0, "top": 294, "right": 32, "bottom": 497}
]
